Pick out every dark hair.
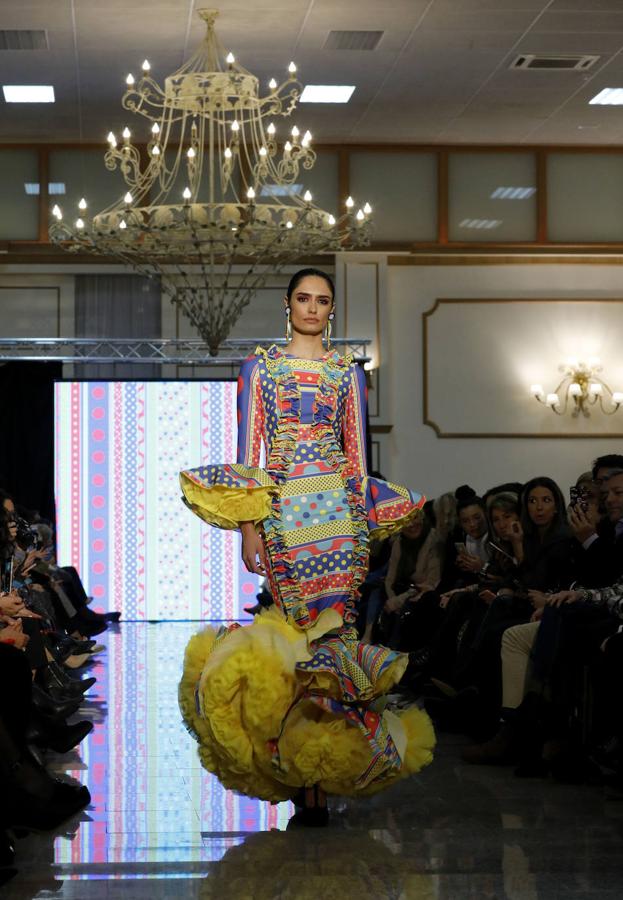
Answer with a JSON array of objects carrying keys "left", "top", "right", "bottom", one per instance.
[
  {"left": 285, "top": 268, "right": 335, "bottom": 304},
  {"left": 455, "top": 485, "right": 486, "bottom": 515},
  {"left": 591, "top": 454, "right": 623, "bottom": 479},
  {"left": 0, "top": 505, "right": 12, "bottom": 557},
  {"left": 520, "top": 476, "right": 568, "bottom": 538}
]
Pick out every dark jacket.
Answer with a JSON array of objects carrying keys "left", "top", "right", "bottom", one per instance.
[
  {"left": 518, "top": 525, "right": 576, "bottom": 592},
  {"left": 575, "top": 519, "right": 623, "bottom": 589}
]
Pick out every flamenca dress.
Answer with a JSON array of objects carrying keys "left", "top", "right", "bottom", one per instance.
[{"left": 178, "top": 345, "right": 435, "bottom": 801}]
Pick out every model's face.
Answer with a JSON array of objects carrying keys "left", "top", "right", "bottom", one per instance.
[
  {"left": 491, "top": 508, "right": 520, "bottom": 540},
  {"left": 527, "top": 486, "right": 557, "bottom": 527},
  {"left": 603, "top": 473, "right": 623, "bottom": 522},
  {"left": 285, "top": 275, "right": 333, "bottom": 338},
  {"left": 459, "top": 505, "right": 487, "bottom": 539}
]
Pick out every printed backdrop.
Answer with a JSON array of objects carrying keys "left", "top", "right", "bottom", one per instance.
[{"left": 55, "top": 381, "right": 260, "bottom": 620}]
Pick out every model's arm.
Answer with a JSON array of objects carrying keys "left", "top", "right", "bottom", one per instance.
[
  {"left": 343, "top": 363, "right": 368, "bottom": 481},
  {"left": 236, "top": 357, "right": 264, "bottom": 468},
  {"left": 237, "top": 357, "right": 267, "bottom": 575}
]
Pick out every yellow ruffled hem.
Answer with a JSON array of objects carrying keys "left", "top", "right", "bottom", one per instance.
[
  {"left": 180, "top": 473, "right": 276, "bottom": 530},
  {"left": 179, "top": 609, "right": 435, "bottom": 802}
]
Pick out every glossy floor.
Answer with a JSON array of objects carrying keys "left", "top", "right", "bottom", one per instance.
[{"left": 5, "top": 621, "right": 623, "bottom": 899}]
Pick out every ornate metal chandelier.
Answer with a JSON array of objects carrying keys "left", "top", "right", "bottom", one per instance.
[{"left": 48, "top": 7, "right": 373, "bottom": 355}]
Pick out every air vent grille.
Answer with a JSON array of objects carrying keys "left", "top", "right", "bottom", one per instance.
[
  {"left": 0, "top": 29, "right": 48, "bottom": 51},
  {"left": 511, "top": 54, "right": 599, "bottom": 71},
  {"left": 324, "top": 30, "right": 383, "bottom": 51}
]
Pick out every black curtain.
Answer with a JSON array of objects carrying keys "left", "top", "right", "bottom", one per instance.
[{"left": 0, "top": 361, "right": 61, "bottom": 522}]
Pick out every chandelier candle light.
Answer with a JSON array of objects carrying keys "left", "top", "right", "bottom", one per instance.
[
  {"left": 49, "top": 8, "right": 372, "bottom": 355},
  {"left": 530, "top": 358, "right": 623, "bottom": 417}
]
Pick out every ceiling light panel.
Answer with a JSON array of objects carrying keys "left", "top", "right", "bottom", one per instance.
[
  {"left": 491, "top": 186, "right": 536, "bottom": 199},
  {"left": 459, "top": 218, "right": 502, "bottom": 230},
  {"left": 3, "top": 85, "right": 55, "bottom": 102},
  {"left": 300, "top": 85, "right": 355, "bottom": 103},
  {"left": 324, "top": 30, "right": 383, "bottom": 51},
  {"left": 589, "top": 88, "right": 623, "bottom": 105},
  {"left": 0, "top": 29, "right": 48, "bottom": 51}
]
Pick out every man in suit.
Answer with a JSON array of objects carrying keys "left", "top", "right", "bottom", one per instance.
[{"left": 571, "top": 464, "right": 623, "bottom": 589}]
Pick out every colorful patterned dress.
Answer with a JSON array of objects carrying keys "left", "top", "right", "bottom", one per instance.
[{"left": 178, "top": 345, "right": 435, "bottom": 801}]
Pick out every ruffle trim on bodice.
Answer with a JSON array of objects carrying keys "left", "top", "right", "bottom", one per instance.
[
  {"left": 256, "top": 345, "right": 367, "bottom": 630},
  {"left": 179, "top": 464, "right": 277, "bottom": 530}
]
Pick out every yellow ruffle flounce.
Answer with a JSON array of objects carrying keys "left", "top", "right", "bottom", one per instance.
[
  {"left": 179, "top": 609, "right": 435, "bottom": 802},
  {"left": 180, "top": 469, "right": 276, "bottom": 530}
]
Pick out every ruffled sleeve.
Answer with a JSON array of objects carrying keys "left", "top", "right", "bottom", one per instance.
[
  {"left": 365, "top": 476, "right": 426, "bottom": 542},
  {"left": 342, "top": 362, "right": 426, "bottom": 539},
  {"left": 179, "top": 354, "right": 277, "bottom": 530},
  {"left": 180, "top": 464, "right": 276, "bottom": 530}
]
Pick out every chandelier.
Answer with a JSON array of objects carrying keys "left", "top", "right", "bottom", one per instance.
[
  {"left": 530, "top": 358, "right": 623, "bottom": 417},
  {"left": 48, "top": 8, "right": 373, "bottom": 355}
]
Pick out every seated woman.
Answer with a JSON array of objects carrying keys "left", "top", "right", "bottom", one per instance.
[
  {"left": 404, "top": 488, "right": 494, "bottom": 675},
  {"left": 511, "top": 476, "right": 577, "bottom": 593},
  {"left": 372, "top": 511, "right": 442, "bottom": 648},
  {"left": 461, "top": 478, "right": 581, "bottom": 765}
]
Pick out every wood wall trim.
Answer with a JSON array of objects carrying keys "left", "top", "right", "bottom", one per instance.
[
  {"left": 422, "top": 297, "right": 623, "bottom": 439},
  {"left": 389, "top": 254, "right": 623, "bottom": 266},
  {"left": 438, "top": 150, "right": 448, "bottom": 245}
]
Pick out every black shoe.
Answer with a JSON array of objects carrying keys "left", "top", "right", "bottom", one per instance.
[
  {"left": 29, "top": 718, "right": 93, "bottom": 754},
  {"left": 31, "top": 683, "right": 82, "bottom": 719},
  {"left": 102, "top": 611, "right": 121, "bottom": 623},
  {"left": 291, "top": 786, "right": 329, "bottom": 827},
  {"left": 72, "top": 617, "right": 107, "bottom": 637},
  {"left": 0, "top": 829, "right": 15, "bottom": 867},
  {"left": 39, "top": 666, "right": 95, "bottom": 700},
  {"left": 244, "top": 604, "right": 262, "bottom": 616},
  {"left": 5, "top": 753, "right": 91, "bottom": 831},
  {"left": 52, "top": 636, "right": 96, "bottom": 661}
]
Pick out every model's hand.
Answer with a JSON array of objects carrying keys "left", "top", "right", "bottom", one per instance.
[{"left": 240, "top": 524, "right": 267, "bottom": 576}]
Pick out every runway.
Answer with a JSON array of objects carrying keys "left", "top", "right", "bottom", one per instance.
[{"left": 6, "top": 621, "right": 623, "bottom": 899}]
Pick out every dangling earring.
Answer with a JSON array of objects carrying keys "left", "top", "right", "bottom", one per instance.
[
  {"left": 324, "top": 312, "right": 334, "bottom": 349},
  {"left": 285, "top": 306, "right": 292, "bottom": 342}
]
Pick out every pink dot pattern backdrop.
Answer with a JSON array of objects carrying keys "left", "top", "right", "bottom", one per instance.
[{"left": 55, "top": 381, "right": 260, "bottom": 620}]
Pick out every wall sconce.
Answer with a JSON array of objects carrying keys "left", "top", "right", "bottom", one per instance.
[{"left": 530, "top": 358, "right": 623, "bottom": 417}]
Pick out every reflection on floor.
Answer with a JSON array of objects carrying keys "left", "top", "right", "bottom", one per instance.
[{"left": 5, "top": 621, "right": 623, "bottom": 898}]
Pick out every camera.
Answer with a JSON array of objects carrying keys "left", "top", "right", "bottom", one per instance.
[{"left": 13, "top": 516, "right": 42, "bottom": 551}]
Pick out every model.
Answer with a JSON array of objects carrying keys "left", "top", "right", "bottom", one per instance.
[{"left": 178, "top": 267, "right": 434, "bottom": 823}]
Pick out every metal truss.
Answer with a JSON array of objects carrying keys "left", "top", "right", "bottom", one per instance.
[{"left": 0, "top": 338, "right": 371, "bottom": 366}]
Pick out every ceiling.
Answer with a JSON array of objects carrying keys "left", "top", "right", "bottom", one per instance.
[{"left": 2, "top": 0, "right": 623, "bottom": 146}]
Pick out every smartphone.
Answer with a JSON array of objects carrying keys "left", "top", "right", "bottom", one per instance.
[
  {"left": 569, "top": 485, "right": 589, "bottom": 513},
  {"left": 454, "top": 542, "right": 467, "bottom": 555}
]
